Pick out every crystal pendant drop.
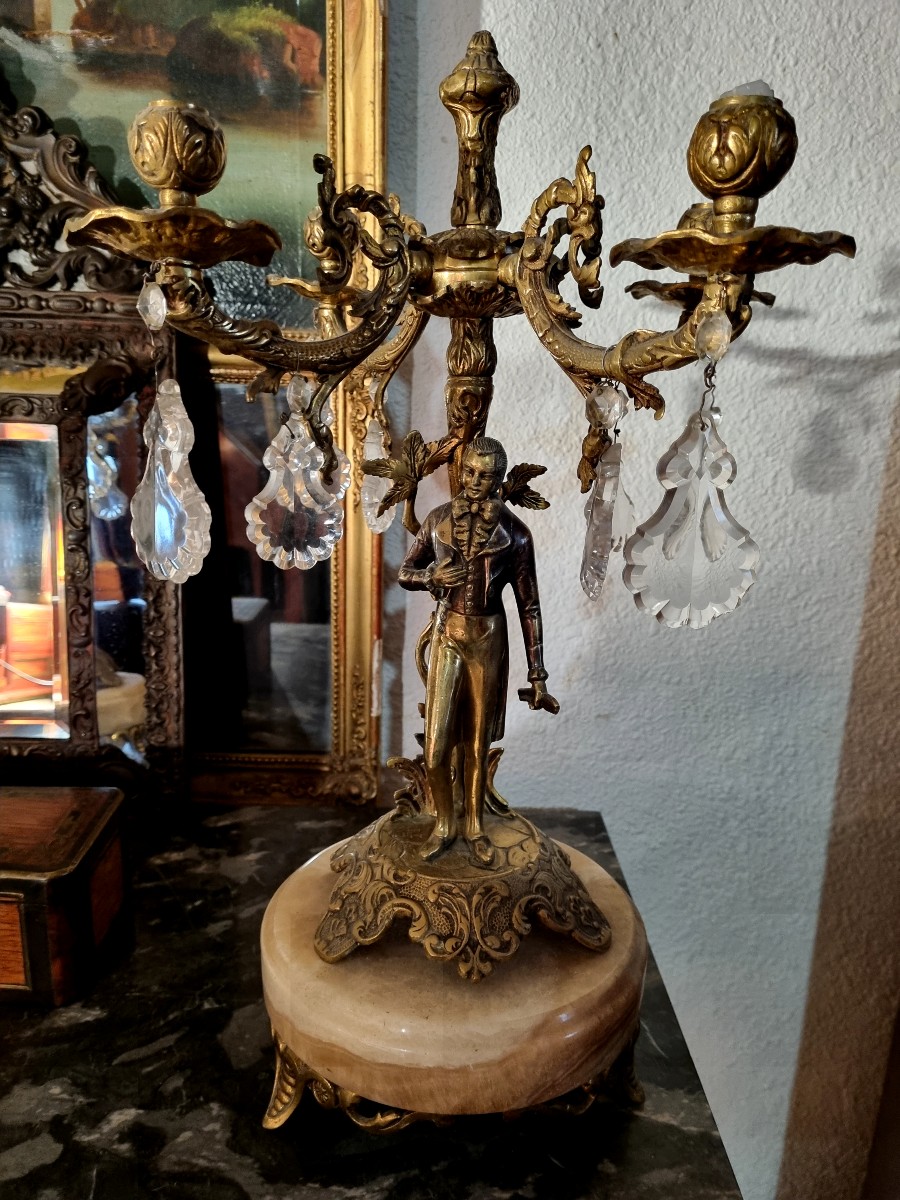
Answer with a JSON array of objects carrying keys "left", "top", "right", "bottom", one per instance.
[
  {"left": 303, "top": 397, "right": 350, "bottom": 508},
  {"left": 130, "top": 379, "right": 211, "bottom": 583},
  {"left": 623, "top": 408, "right": 759, "bottom": 628},
  {"left": 287, "top": 373, "right": 313, "bottom": 412},
  {"left": 695, "top": 311, "right": 732, "bottom": 362},
  {"left": 244, "top": 411, "right": 345, "bottom": 570},
  {"left": 361, "top": 417, "right": 395, "bottom": 535},
  {"left": 136, "top": 280, "right": 167, "bottom": 331},
  {"left": 585, "top": 384, "right": 628, "bottom": 429},
  {"left": 580, "top": 443, "right": 634, "bottom": 601},
  {"left": 86, "top": 424, "right": 127, "bottom": 520},
  {"left": 610, "top": 466, "right": 636, "bottom": 552}
]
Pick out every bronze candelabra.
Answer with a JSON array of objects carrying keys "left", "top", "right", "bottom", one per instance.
[{"left": 68, "top": 31, "right": 854, "bottom": 983}]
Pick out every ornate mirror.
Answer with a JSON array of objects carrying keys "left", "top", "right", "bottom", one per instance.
[{"left": 0, "top": 84, "right": 181, "bottom": 788}]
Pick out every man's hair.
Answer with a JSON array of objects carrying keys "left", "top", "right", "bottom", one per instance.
[{"left": 465, "top": 436, "right": 507, "bottom": 480}]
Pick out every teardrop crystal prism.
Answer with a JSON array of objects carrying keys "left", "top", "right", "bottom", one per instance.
[
  {"left": 137, "top": 280, "right": 167, "bottom": 331},
  {"left": 361, "top": 418, "right": 395, "bottom": 535},
  {"left": 623, "top": 408, "right": 759, "bottom": 628},
  {"left": 580, "top": 443, "right": 634, "bottom": 601},
  {"left": 695, "top": 310, "right": 732, "bottom": 362},
  {"left": 130, "top": 379, "right": 211, "bottom": 583}
]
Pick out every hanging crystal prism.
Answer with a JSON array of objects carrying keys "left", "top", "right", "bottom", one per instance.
[
  {"left": 695, "top": 310, "right": 732, "bottom": 362},
  {"left": 244, "top": 416, "right": 344, "bottom": 569},
  {"left": 580, "top": 442, "right": 635, "bottom": 601},
  {"left": 585, "top": 383, "right": 629, "bottom": 430},
  {"left": 137, "top": 279, "right": 167, "bottom": 331},
  {"left": 361, "top": 417, "right": 396, "bottom": 535},
  {"left": 86, "top": 423, "right": 127, "bottom": 520},
  {"left": 623, "top": 407, "right": 759, "bottom": 628},
  {"left": 245, "top": 375, "right": 349, "bottom": 569},
  {"left": 287, "top": 373, "right": 313, "bottom": 412},
  {"left": 303, "top": 397, "right": 350, "bottom": 507},
  {"left": 130, "top": 378, "right": 212, "bottom": 583}
]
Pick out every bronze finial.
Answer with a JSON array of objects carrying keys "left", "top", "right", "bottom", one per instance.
[
  {"left": 687, "top": 91, "right": 798, "bottom": 233},
  {"left": 128, "top": 99, "right": 227, "bottom": 208},
  {"left": 439, "top": 30, "right": 520, "bottom": 229}
]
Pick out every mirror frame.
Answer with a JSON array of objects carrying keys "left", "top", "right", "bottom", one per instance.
[
  {"left": 0, "top": 358, "right": 183, "bottom": 784},
  {"left": 0, "top": 78, "right": 183, "bottom": 788},
  {"left": 189, "top": 0, "right": 386, "bottom": 805}
]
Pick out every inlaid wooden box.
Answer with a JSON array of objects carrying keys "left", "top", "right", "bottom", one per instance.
[{"left": 0, "top": 787, "right": 127, "bottom": 1005}]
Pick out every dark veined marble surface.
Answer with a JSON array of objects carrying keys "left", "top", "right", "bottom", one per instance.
[{"left": 0, "top": 804, "right": 742, "bottom": 1199}]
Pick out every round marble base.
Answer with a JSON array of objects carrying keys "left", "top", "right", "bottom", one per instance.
[{"left": 261, "top": 840, "right": 648, "bottom": 1119}]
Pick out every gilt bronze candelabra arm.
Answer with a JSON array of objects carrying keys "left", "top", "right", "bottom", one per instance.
[{"left": 66, "top": 101, "right": 420, "bottom": 477}]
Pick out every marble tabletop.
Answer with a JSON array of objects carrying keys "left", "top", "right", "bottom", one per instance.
[{"left": 0, "top": 803, "right": 742, "bottom": 1199}]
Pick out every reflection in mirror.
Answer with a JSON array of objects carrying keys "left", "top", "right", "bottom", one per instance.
[
  {"left": 88, "top": 399, "right": 147, "bottom": 764},
  {"left": 213, "top": 380, "right": 331, "bottom": 754},
  {"left": 0, "top": 422, "right": 68, "bottom": 738}
]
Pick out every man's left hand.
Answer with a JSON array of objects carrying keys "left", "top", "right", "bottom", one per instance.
[{"left": 517, "top": 681, "right": 560, "bottom": 715}]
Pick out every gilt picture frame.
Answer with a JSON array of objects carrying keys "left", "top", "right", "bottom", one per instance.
[{"left": 190, "top": 0, "right": 386, "bottom": 804}]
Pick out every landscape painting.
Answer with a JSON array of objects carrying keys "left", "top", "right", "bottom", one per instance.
[{"left": 0, "top": 0, "right": 328, "bottom": 326}]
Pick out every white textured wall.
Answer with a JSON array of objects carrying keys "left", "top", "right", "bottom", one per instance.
[{"left": 387, "top": 3, "right": 898, "bottom": 1198}]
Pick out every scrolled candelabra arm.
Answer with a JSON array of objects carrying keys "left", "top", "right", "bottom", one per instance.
[
  {"left": 511, "top": 83, "right": 854, "bottom": 478},
  {"left": 267, "top": 156, "right": 413, "bottom": 309},
  {"left": 601, "top": 271, "right": 752, "bottom": 394},
  {"left": 519, "top": 146, "right": 605, "bottom": 312},
  {"left": 66, "top": 99, "right": 419, "bottom": 479},
  {"left": 510, "top": 148, "right": 754, "bottom": 424}
]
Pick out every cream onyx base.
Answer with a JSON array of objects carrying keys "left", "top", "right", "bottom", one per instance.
[{"left": 260, "top": 842, "right": 648, "bottom": 1128}]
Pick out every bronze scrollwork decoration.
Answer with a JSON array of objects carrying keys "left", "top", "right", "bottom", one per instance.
[
  {"left": 263, "top": 1023, "right": 643, "bottom": 1131},
  {"left": 68, "top": 32, "right": 855, "bottom": 976},
  {"left": 66, "top": 30, "right": 854, "bottom": 505}
]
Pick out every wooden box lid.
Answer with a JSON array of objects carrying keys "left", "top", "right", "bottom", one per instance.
[{"left": 0, "top": 787, "right": 122, "bottom": 879}]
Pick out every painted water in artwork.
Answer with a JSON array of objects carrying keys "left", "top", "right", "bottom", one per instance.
[{"left": 0, "top": 0, "right": 327, "bottom": 326}]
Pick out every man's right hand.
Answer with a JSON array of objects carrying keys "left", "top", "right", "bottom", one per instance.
[{"left": 430, "top": 558, "right": 468, "bottom": 589}]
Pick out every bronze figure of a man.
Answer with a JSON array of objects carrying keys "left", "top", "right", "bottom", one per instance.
[{"left": 399, "top": 437, "right": 558, "bottom": 865}]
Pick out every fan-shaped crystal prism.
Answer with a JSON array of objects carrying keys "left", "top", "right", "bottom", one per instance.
[
  {"left": 287, "top": 373, "right": 313, "bottom": 412},
  {"left": 130, "top": 379, "right": 212, "bottom": 583},
  {"left": 361, "top": 418, "right": 395, "bottom": 535},
  {"left": 304, "top": 397, "right": 350, "bottom": 507},
  {"left": 245, "top": 413, "right": 346, "bottom": 570},
  {"left": 623, "top": 409, "right": 759, "bottom": 627},
  {"left": 580, "top": 443, "right": 634, "bottom": 601}
]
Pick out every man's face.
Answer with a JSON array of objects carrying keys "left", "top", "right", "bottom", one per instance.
[{"left": 461, "top": 452, "right": 501, "bottom": 503}]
